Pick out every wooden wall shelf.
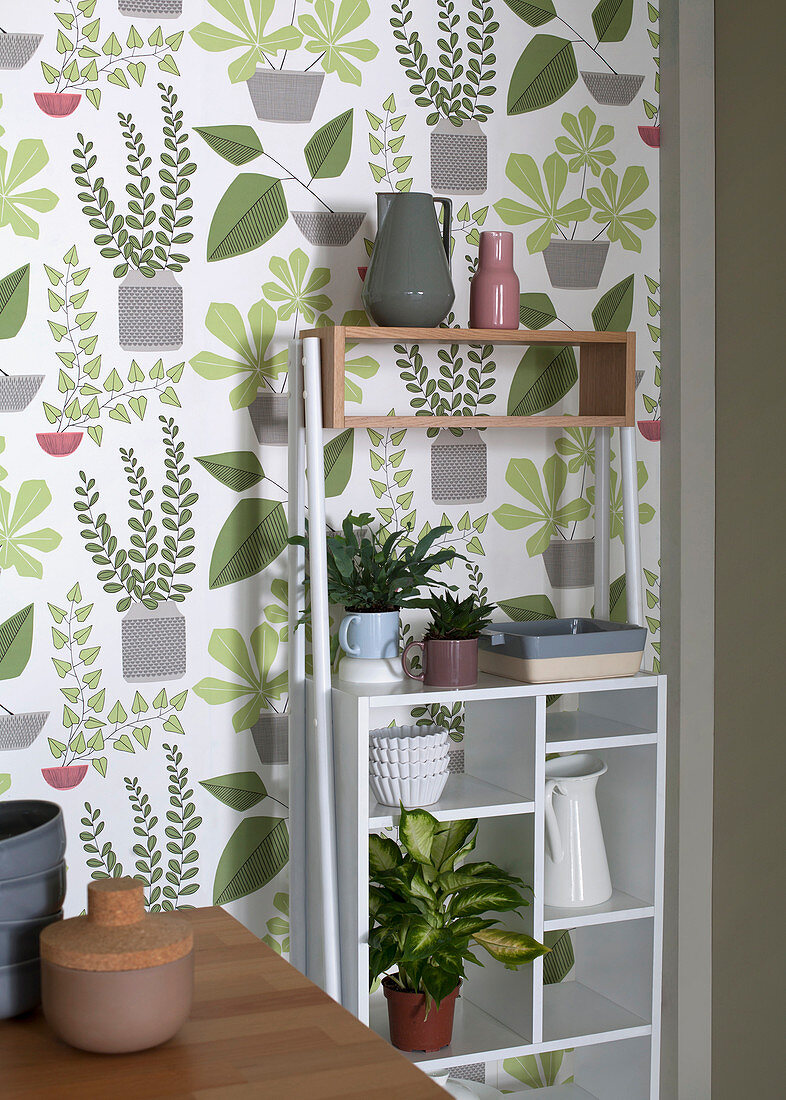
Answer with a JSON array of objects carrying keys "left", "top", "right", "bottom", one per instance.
[{"left": 299, "top": 326, "right": 636, "bottom": 430}]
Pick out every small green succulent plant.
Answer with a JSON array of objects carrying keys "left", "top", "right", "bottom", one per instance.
[{"left": 416, "top": 591, "right": 496, "bottom": 641}]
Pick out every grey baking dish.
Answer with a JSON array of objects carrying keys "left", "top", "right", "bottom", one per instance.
[{"left": 478, "top": 618, "right": 646, "bottom": 683}]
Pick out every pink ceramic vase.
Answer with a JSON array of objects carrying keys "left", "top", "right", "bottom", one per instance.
[{"left": 469, "top": 230, "right": 520, "bottom": 330}]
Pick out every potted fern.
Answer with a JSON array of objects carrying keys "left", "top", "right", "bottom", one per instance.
[
  {"left": 73, "top": 416, "right": 198, "bottom": 684},
  {"left": 0, "top": 24, "right": 42, "bottom": 70},
  {"left": 71, "top": 84, "right": 196, "bottom": 352},
  {"left": 0, "top": 263, "right": 43, "bottom": 414},
  {"left": 390, "top": 0, "right": 498, "bottom": 195},
  {"left": 403, "top": 592, "right": 495, "bottom": 687},
  {"left": 370, "top": 807, "right": 547, "bottom": 1052}
]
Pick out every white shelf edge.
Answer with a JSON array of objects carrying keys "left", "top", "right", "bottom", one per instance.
[
  {"left": 368, "top": 773, "right": 535, "bottom": 830},
  {"left": 544, "top": 890, "right": 655, "bottom": 930}
]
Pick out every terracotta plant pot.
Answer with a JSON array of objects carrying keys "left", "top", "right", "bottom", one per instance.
[
  {"left": 383, "top": 977, "right": 460, "bottom": 1052},
  {"left": 580, "top": 71, "right": 644, "bottom": 106},
  {"left": 248, "top": 391, "right": 289, "bottom": 446},
  {"left": 639, "top": 124, "right": 661, "bottom": 148},
  {"left": 245, "top": 69, "right": 325, "bottom": 123},
  {"left": 638, "top": 418, "right": 662, "bottom": 442},
  {"left": 542, "top": 538, "right": 595, "bottom": 589},
  {"left": 118, "top": 270, "right": 183, "bottom": 353},
  {"left": 291, "top": 210, "right": 365, "bottom": 247},
  {"left": 430, "top": 429, "right": 487, "bottom": 506},
  {"left": 121, "top": 601, "right": 187, "bottom": 683},
  {"left": 0, "top": 375, "right": 44, "bottom": 412},
  {"left": 430, "top": 118, "right": 487, "bottom": 195},
  {"left": 41, "top": 765, "right": 88, "bottom": 791},
  {"left": 542, "top": 240, "right": 610, "bottom": 289},
  {"left": 0, "top": 33, "right": 43, "bottom": 70},
  {"left": 34, "top": 91, "right": 80, "bottom": 117},
  {"left": 0, "top": 712, "right": 49, "bottom": 751},
  {"left": 36, "top": 431, "right": 83, "bottom": 456},
  {"left": 402, "top": 637, "right": 479, "bottom": 688}
]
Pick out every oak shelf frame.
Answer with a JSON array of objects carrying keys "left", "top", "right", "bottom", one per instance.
[{"left": 299, "top": 326, "right": 636, "bottom": 430}]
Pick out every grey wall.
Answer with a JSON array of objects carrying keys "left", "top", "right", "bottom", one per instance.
[{"left": 713, "top": 1, "right": 786, "bottom": 1095}]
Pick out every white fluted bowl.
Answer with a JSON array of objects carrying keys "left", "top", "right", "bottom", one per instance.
[
  {"left": 370, "top": 759, "right": 449, "bottom": 780},
  {"left": 370, "top": 742, "right": 449, "bottom": 766},
  {"left": 370, "top": 770, "right": 449, "bottom": 809},
  {"left": 369, "top": 724, "right": 448, "bottom": 751}
]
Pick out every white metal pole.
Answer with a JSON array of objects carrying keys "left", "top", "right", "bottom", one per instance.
[
  {"left": 620, "top": 425, "right": 644, "bottom": 626},
  {"left": 594, "top": 426, "right": 611, "bottom": 619},
  {"left": 302, "top": 335, "right": 341, "bottom": 1003},
  {"left": 287, "top": 341, "right": 307, "bottom": 976}
]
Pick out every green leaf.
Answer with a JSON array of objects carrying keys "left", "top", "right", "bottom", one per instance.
[
  {"left": 197, "top": 451, "right": 265, "bottom": 493},
  {"left": 519, "top": 292, "right": 557, "bottom": 330},
  {"left": 195, "top": 125, "right": 264, "bottom": 167},
  {"left": 497, "top": 594, "right": 557, "bottom": 621},
  {"left": 592, "top": 274, "right": 635, "bottom": 332},
  {"left": 542, "top": 928, "right": 575, "bottom": 983},
  {"left": 200, "top": 772, "right": 267, "bottom": 812},
  {"left": 473, "top": 928, "right": 549, "bottom": 967},
  {"left": 507, "top": 345, "right": 577, "bottom": 415},
  {"left": 398, "top": 806, "right": 437, "bottom": 866},
  {"left": 369, "top": 834, "right": 402, "bottom": 875},
  {"left": 324, "top": 429, "right": 353, "bottom": 498},
  {"left": 304, "top": 110, "right": 353, "bottom": 181},
  {"left": 0, "top": 604, "right": 34, "bottom": 680},
  {"left": 207, "top": 175, "right": 288, "bottom": 262},
  {"left": 213, "top": 817, "right": 289, "bottom": 904},
  {"left": 592, "top": 0, "right": 634, "bottom": 43},
  {"left": 0, "top": 265, "right": 30, "bottom": 340},
  {"left": 209, "top": 498, "right": 289, "bottom": 589},
  {"left": 0, "top": 775, "right": 10, "bottom": 796},
  {"left": 502, "top": 0, "right": 556, "bottom": 25},
  {"left": 508, "top": 35, "right": 578, "bottom": 115}
]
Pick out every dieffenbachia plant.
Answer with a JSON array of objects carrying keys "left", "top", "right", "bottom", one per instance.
[
  {"left": 41, "top": 0, "right": 183, "bottom": 108},
  {"left": 0, "top": 97, "right": 59, "bottom": 239},
  {"left": 43, "top": 246, "right": 183, "bottom": 445},
  {"left": 71, "top": 84, "right": 196, "bottom": 279},
  {"left": 74, "top": 416, "right": 198, "bottom": 612},
  {"left": 191, "top": 0, "right": 378, "bottom": 87},
  {"left": 48, "top": 583, "right": 187, "bottom": 777},
  {"left": 0, "top": 439, "right": 62, "bottom": 578},
  {"left": 390, "top": 0, "right": 498, "bottom": 125},
  {"left": 495, "top": 109, "right": 656, "bottom": 254}
]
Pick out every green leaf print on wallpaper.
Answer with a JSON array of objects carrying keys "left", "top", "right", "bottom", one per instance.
[
  {"left": 504, "top": 0, "right": 643, "bottom": 114},
  {"left": 495, "top": 110, "right": 655, "bottom": 287},
  {"left": 0, "top": 100, "right": 59, "bottom": 238},
  {"left": 74, "top": 417, "right": 197, "bottom": 683},
  {"left": 390, "top": 0, "right": 498, "bottom": 193},
  {"left": 261, "top": 891, "right": 290, "bottom": 956},
  {"left": 71, "top": 84, "right": 196, "bottom": 351},
  {"left": 37, "top": 1, "right": 184, "bottom": 116},
  {"left": 43, "top": 584, "right": 188, "bottom": 791},
  {"left": 0, "top": 461, "right": 62, "bottom": 579},
  {"left": 366, "top": 94, "right": 414, "bottom": 194},
  {"left": 191, "top": 0, "right": 378, "bottom": 121},
  {"left": 0, "top": 603, "right": 50, "bottom": 754},
  {"left": 200, "top": 772, "right": 268, "bottom": 812},
  {"left": 503, "top": 1047, "right": 574, "bottom": 1089},
  {"left": 80, "top": 742, "right": 201, "bottom": 911},
  {"left": 38, "top": 246, "right": 183, "bottom": 456},
  {"left": 0, "top": 775, "right": 10, "bottom": 797},
  {"left": 199, "top": 112, "right": 364, "bottom": 254},
  {"left": 0, "top": 262, "right": 44, "bottom": 414}
]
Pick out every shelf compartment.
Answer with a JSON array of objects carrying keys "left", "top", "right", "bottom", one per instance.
[
  {"left": 541, "top": 982, "right": 651, "bottom": 1048},
  {"left": 369, "top": 773, "right": 535, "bottom": 830},
  {"left": 544, "top": 890, "right": 654, "bottom": 930},
  {"left": 546, "top": 711, "right": 657, "bottom": 751},
  {"left": 369, "top": 990, "right": 532, "bottom": 1072}
]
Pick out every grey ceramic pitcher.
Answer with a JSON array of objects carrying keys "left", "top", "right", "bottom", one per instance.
[{"left": 362, "top": 192, "right": 455, "bottom": 327}]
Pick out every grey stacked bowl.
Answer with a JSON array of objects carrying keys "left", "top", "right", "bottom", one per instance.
[{"left": 0, "top": 802, "right": 66, "bottom": 1018}]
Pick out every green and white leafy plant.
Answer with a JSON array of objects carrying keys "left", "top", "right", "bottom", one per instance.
[
  {"left": 47, "top": 583, "right": 187, "bottom": 778},
  {"left": 493, "top": 454, "right": 590, "bottom": 556},
  {"left": 194, "top": 622, "right": 288, "bottom": 735},
  {"left": 0, "top": 97, "right": 59, "bottom": 239},
  {"left": 190, "top": 297, "right": 289, "bottom": 409},
  {"left": 366, "top": 93, "right": 413, "bottom": 192},
  {"left": 40, "top": 1, "right": 183, "bottom": 110},
  {"left": 0, "top": 443, "right": 62, "bottom": 579}
]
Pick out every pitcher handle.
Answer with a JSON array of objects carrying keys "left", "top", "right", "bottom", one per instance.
[
  {"left": 339, "top": 614, "right": 361, "bottom": 657},
  {"left": 544, "top": 779, "right": 564, "bottom": 863},
  {"left": 435, "top": 197, "right": 452, "bottom": 263},
  {"left": 402, "top": 640, "right": 425, "bottom": 681}
]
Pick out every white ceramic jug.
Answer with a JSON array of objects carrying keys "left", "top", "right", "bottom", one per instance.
[{"left": 544, "top": 753, "right": 612, "bottom": 908}]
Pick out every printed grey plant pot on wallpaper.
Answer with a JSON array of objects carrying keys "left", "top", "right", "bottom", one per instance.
[
  {"left": 246, "top": 69, "right": 325, "bottom": 123},
  {"left": 0, "top": 375, "right": 44, "bottom": 413},
  {"left": 118, "top": 270, "right": 183, "bottom": 353},
  {"left": 0, "top": 712, "right": 49, "bottom": 752},
  {"left": 0, "top": 33, "right": 42, "bottom": 70},
  {"left": 430, "top": 118, "right": 488, "bottom": 195},
  {"left": 430, "top": 429, "right": 487, "bottom": 506},
  {"left": 121, "top": 602, "right": 186, "bottom": 684},
  {"left": 248, "top": 391, "right": 289, "bottom": 447},
  {"left": 291, "top": 211, "right": 365, "bottom": 248},
  {"left": 543, "top": 240, "right": 610, "bottom": 290},
  {"left": 580, "top": 71, "right": 645, "bottom": 107},
  {"left": 118, "top": 0, "right": 182, "bottom": 18},
  {"left": 252, "top": 712, "right": 289, "bottom": 766},
  {"left": 542, "top": 538, "right": 595, "bottom": 589}
]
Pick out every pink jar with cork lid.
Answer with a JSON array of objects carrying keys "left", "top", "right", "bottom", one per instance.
[{"left": 469, "top": 230, "right": 520, "bottom": 330}]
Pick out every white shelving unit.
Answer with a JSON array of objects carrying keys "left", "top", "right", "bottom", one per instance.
[{"left": 331, "top": 673, "right": 666, "bottom": 1099}]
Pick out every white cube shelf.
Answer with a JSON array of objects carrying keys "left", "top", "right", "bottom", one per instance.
[{"left": 328, "top": 672, "right": 666, "bottom": 1099}]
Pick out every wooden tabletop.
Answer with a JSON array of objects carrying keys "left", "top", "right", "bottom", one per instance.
[{"left": 1, "top": 907, "right": 444, "bottom": 1099}]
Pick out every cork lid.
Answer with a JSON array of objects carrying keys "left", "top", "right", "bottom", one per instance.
[{"left": 40, "top": 877, "right": 193, "bottom": 972}]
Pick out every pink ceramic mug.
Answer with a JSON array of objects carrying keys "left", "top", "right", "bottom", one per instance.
[{"left": 401, "top": 638, "right": 479, "bottom": 688}]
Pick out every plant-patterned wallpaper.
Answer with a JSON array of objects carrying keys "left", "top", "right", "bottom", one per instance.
[{"left": 0, "top": 0, "right": 659, "bottom": 1081}]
